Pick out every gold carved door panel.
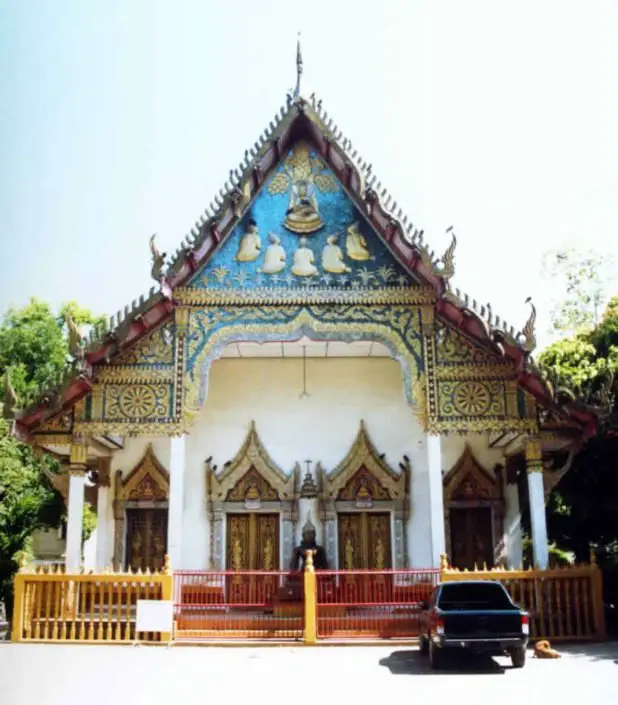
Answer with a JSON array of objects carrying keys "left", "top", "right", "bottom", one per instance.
[
  {"left": 338, "top": 513, "right": 392, "bottom": 570},
  {"left": 125, "top": 509, "right": 168, "bottom": 572},
  {"left": 450, "top": 507, "right": 494, "bottom": 570},
  {"left": 226, "top": 513, "right": 280, "bottom": 570}
]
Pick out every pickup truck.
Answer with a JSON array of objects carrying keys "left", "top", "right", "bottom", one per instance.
[{"left": 419, "top": 580, "right": 529, "bottom": 669}]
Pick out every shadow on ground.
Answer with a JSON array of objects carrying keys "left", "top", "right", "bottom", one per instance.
[
  {"left": 550, "top": 642, "right": 618, "bottom": 663},
  {"left": 379, "top": 649, "right": 508, "bottom": 676}
]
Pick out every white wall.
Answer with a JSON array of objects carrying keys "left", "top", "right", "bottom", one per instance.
[
  {"left": 106, "top": 360, "right": 518, "bottom": 571},
  {"left": 184, "top": 356, "right": 424, "bottom": 570}
]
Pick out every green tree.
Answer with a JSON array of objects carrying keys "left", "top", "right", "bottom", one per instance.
[
  {"left": 0, "top": 418, "right": 64, "bottom": 616},
  {"left": 539, "top": 271, "right": 618, "bottom": 564},
  {"left": 0, "top": 298, "right": 104, "bottom": 618},
  {"left": 0, "top": 297, "right": 103, "bottom": 405},
  {"left": 541, "top": 247, "right": 611, "bottom": 337}
]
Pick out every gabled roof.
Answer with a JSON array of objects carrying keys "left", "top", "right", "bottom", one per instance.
[{"left": 14, "top": 89, "right": 597, "bottom": 441}]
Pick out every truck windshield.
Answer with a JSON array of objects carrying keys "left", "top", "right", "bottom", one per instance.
[{"left": 437, "top": 583, "right": 515, "bottom": 611}]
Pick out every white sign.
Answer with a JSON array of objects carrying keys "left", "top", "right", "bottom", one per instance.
[{"left": 136, "top": 600, "right": 174, "bottom": 633}]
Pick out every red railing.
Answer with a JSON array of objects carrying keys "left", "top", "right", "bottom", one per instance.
[
  {"left": 316, "top": 569, "right": 440, "bottom": 639},
  {"left": 173, "top": 570, "right": 304, "bottom": 640}
]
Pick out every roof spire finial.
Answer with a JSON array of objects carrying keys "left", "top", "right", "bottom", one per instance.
[{"left": 294, "top": 32, "right": 303, "bottom": 98}]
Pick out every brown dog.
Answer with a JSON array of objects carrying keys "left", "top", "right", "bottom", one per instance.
[{"left": 533, "top": 640, "right": 562, "bottom": 658}]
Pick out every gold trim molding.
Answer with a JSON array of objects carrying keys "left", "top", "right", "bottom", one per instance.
[
  {"left": 427, "top": 418, "right": 537, "bottom": 435},
  {"left": 96, "top": 366, "right": 175, "bottom": 384},
  {"left": 174, "top": 286, "right": 436, "bottom": 307},
  {"left": 435, "top": 365, "right": 517, "bottom": 381}
]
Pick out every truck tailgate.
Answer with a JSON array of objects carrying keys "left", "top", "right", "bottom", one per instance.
[{"left": 443, "top": 611, "right": 523, "bottom": 638}]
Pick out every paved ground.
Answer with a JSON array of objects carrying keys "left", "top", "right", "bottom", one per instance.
[{"left": 1, "top": 642, "right": 617, "bottom": 705}]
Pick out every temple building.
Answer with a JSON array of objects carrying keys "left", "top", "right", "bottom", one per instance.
[{"left": 13, "top": 49, "right": 597, "bottom": 578}]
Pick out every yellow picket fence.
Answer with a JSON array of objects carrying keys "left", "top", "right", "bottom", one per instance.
[
  {"left": 11, "top": 558, "right": 173, "bottom": 644},
  {"left": 11, "top": 554, "right": 607, "bottom": 644},
  {"left": 440, "top": 555, "right": 606, "bottom": 642}
]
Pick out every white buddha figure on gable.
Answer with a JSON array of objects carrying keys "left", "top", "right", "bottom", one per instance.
[
  {"left": 346, "top": 221, "right": 372, "bottom": 261},
  {"left": 259, "top": 233, "right": 286, "bottom": 274},
  {"left": 292, "top": 237, "right": 318, "bottom": 277},
  {"left": 236, "top": 219, "right": 262, "bottom": 262},
  {"left": 322, "top": 234, "right": 350, "bottom": 274}
]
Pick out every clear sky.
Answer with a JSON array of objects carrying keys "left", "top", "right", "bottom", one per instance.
[{"left": 1, "top": 0, "right": 616, "bottom": 351}]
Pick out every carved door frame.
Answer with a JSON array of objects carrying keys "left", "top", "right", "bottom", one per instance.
[
  {"left": 112, "top": 443, "right": 170, "bottom": 567},
  {"left": 318, "top": 421, "right": 410, "bottom": 569},
  {"left": 206, "top": 422, "right": 299, "bottom": 570},
  {"left": 443, "top": 445, "right": 504, "bottom": 567}
]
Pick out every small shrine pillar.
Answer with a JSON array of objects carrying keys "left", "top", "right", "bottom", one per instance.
[
  {"left": 297, "top": 463, "right": 321, "bottom": 546},
  {"left": 427, "top": 434, "right": 446, "bottom": 568},
  {"left": 66, "top": 440, "right": 88, "bottom": 572},
  {"left": 168, "top": 435, "right": 186, "bottom": 569},
  {"left": 526, "top": 438, "right": 549, "bottom": 569}
]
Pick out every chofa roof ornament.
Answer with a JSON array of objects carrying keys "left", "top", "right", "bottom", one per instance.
[
  {"left": 520, "top": 297, "right": 537, "bottom": 353},
  {"left": 294, "top": 32, "right": 303, "bottom": 99}
]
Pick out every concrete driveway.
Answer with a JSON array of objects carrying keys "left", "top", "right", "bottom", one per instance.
[{"left": 1, "top": 642, "right": 616, "bottom": 705}]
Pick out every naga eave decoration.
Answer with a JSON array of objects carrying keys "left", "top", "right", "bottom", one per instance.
[{"left": 13, "top": 87, "right": 597, "bottom": 442}]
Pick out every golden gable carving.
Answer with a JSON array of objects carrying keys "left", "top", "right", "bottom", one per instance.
[
  {"left": 320, "top": 420, "right": 406, "bottom": 501},
  {"left": 116, "top": 443, "right": 169, "bottom": 502},
  {"left": 206, "top": 421, "right": 297, "bottom": 502},
  {"left": 443, "top": 445, "right": 502, "bottom": 502}
]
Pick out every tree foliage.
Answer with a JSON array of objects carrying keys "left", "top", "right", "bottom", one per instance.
[
  {"left": 0, "top": 418, "right": 64, "bottom": 615},
  {"left": 539, "top": 248, "right": 618, "bottom": 567},
  {"left": 541, "top": 247, "right": 611, "bottom": 337},
  {"left": 0, "top": 298, "right": 104, "bottom": 617},
  {"left": 0, "top": 297, "right": 103, "bottom": 404}
]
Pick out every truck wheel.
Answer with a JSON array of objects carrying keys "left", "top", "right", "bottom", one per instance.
[
  {"left": 510, "top": 646, "right": 526, "bottom": 669},
  {"left": 429, "top": 640, "right": 443, "bottom": 670},
  {"left": 419, "top": 633, "right": 429, "bottom": 654}
]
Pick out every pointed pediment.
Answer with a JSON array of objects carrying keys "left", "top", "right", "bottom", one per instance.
[
  {"left": 443, "top": 445, "right": 502, "bottom": 502},
  {"left": 116, "top": 443, "right": 169, "bottom": 502},
  {"left": 320, "top": 421, "right": 406, "bottom": 501},
  {"left": 187, "top": 139, "right": 417, "bottom": 293},
  {"left": 206, "top": 421, "right": 297, "bottom": 502}
]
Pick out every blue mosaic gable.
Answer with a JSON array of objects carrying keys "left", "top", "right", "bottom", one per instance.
[{"left": 190, "top": 141, "right": 414, "bottom": 289}]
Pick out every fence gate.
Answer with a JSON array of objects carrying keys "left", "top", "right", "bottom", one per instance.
[
  {"left": 173, "top": 570, "right": 304, "bottom": 640},
  {"left": 316, "top": 569, "right": 440, "bottom": 639}
]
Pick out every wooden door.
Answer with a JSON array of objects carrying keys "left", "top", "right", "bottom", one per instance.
[
  {"left": 450, "top": 507, "right": 494, "bottom": 570},
  {"left": 125, "top": 508, "right": 168, "bottom": 572},
  {"left": 226, "top": 513, "right": 280, "bottom": 570},
  {"left": 338, "top": 513, "right": 392, "bottom": 569}
]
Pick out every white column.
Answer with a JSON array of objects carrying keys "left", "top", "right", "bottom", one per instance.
[
  {"left": 65, "top": 469, "right": 86, "bottom": 572},
  {"left": 168, "top": 435, "right": 186, "bottom": 569},
  {"left": 504, "top": 481, "right": 523, "bottom": 568},
  {"left": 95, "top": 485, "right": 111, "bottom": 570},
  {"left": 526, "top": 439, "right": 549, "bottom": 569},
  {"left": 427, "top": 434, "right": 446, "bottom": 568}
]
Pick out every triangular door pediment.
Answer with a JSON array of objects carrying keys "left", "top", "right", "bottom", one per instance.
[
  {"left": 206, "top": 422, "right": 297, "bottom": 502},
  {"left": 443, "top": 445, "right": 501, "bottom": 502},
  {"left": 188, "top": 140, "right": 417, "bottom": 292},
  {"left": 226, "top": 466, "right": 279, "bottom": 502},
  {"left": 117, "top": 443, "right": 169, "bottom": 502},
  {"left": 321, "top": 421, "right": 406, "bottom": 501},
  {"left": 336, "top": 467, "right": 391, "bottom": 502}
]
